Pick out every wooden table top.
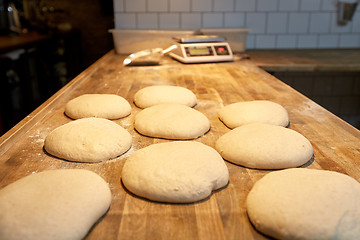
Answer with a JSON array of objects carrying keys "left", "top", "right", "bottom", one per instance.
[
  {"left": 0, "top": 51, "right": 359, "bottom": 240},
  {"left": 246, "top": 49, "right": 360, "bottom": 72}
]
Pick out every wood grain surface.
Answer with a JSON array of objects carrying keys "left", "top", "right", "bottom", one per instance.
[{"left": 0, "top": 51, "right": 359, "bottom": 240}]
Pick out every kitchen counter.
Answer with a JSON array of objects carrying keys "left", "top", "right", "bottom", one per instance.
[
  {"left": 0, "top": 31, "right": 52, "bottom": 54},
  {"left": 0, "top": 51, "right": 359, "bottom": 239},
  {"left": 246, "top": 49, "right": 360, "bottom": 72}
]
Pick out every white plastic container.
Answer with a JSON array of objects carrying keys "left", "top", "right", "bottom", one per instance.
[
  {"left": 109, "top": 29, "right": 195, "bottom": 54},
  {"left": 199, "top": 28, "right": 250, "bottom": 52}
]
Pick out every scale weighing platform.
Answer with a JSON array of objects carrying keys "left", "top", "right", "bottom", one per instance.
[{"left": 169, "top": 35, "right": 233, "bottom": 64}]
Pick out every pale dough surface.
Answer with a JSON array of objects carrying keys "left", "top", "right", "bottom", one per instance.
[
  {"left": 122, "top": 141, "right": 229, "bottom": 203},
  {"left": 218, "top": 100, "right": 289, "bottom": 128},
  {"left": 44, "top": 117, "right": 132, "bottom": 163},
  {"left": 215, "top": 123, "right": 313, "bottom": 169},
  {"left": 134, "top": 103, "right": 210, "bottom": 140},
  {"left": 0, "top": 169, "right": 111, "bottom": 240},
  {"left": 134, "top": 85, "right": 197, "bottom": 108},
  {"left": 65, "top": 94, "right": 131, "bottom": 119},
  {"left": 246, "top": 168, "right": 360, "bottom": 240}
]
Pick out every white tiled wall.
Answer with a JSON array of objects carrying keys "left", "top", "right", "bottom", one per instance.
[{"left": 113, "top": 0, "right": 360, "bottom": 49}]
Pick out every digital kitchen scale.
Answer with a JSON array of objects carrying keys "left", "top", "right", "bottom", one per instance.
[{"left": 169, "top": 35, "right": 233, "bottom": 64}]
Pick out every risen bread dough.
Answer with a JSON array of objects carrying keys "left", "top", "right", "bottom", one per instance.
[
  {"left": 215, "top": 123, "right": 313, "bottom": 169},
  {"left": 219, "top": 100, "right": 289, "bottom": 128},
  {"left": 44, "top": 117, "right": 132, "bottom": 163},
  {"left": 246, "top": 168, "right": 360, "bottom": 240},
  {"left": 134, "top": 103, "right": 210, "bottom": 140},
  {"left": 65, "top": 94, "right": 131, "bottom": 119},
  {"left": 134, "top": 85, "right": 197, "bottom": 108},
  {"left": 0, "top": 169, "right": 111, "bottom": 240},
  {"left": 122, "top": 141, "right": 229, "bottom": 203}
]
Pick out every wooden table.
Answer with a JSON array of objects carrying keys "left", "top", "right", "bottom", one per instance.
[{"left": 0, "top": 51, "right": 359, "bottom": 240}]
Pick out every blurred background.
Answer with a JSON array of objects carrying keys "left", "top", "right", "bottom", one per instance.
[{"left": 0, "top": 0, "right": 114, "bottom": 134}]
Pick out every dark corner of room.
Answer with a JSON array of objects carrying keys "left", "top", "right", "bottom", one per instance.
[{"left": 0, "top": 0, "right": 114, "bottom": 135}]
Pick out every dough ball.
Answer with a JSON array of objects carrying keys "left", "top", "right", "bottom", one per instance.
[
  {"left": 134, "top": 103, "right": 210, "bottom": 140},
  {"left": 246, "top": 168, "right": 360, "bottom": 240},
  {"left": 44, "top": 117, "right": 132, "bottom": 163},
  {"left": 0, "top": 169, "right": 111, "bottom": 240},
  {"left": 134, "top": 85, "right": 197, "bottom": 108},
  {"left": 65, "top": 94, "right": 131, "bottom": 119},
  {"left": 219, "top": 100, "right": 289, "bottom": 128},
  {"left": 122, "top": 141, "right": 229, "bottom": 203},
  {"left": 215, "top": 123, "right": 313, "bottom": 169}
]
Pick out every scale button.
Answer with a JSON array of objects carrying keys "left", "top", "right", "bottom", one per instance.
[{"left": 215, "top": 45, "right": 230, "bottom": 55}]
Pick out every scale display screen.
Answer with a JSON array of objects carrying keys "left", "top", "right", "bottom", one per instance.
[{"left": 186, "top": 47, "right": 213, "bottom": 56}]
